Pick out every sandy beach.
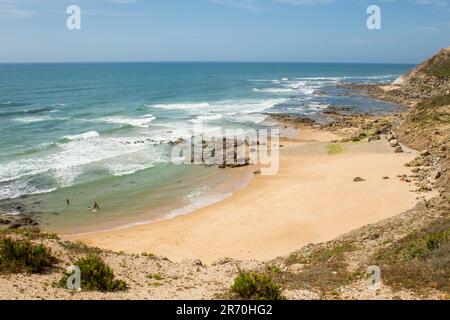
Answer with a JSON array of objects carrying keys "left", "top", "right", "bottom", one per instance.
[{"left": 65, "top": 125, "right": 421, "bottom": 263}]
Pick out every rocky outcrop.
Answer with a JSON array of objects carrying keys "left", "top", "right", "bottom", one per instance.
[
  {"left": 340, "top": 46, "right": 450, "bottom": 106},
  {"left": 394, "top": 47, "right": 450, "bottom": 99},
  {"left": 8, "top": 216, "right": 39, "bottom": 229}
]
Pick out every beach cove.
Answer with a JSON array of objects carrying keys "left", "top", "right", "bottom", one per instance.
[{"left": 65, "top": 121, "right": 424, "bottom": 263}]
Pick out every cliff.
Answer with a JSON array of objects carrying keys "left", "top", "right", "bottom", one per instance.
[{"left": 393, "top": 46, "right": 450, "bottom": 99}]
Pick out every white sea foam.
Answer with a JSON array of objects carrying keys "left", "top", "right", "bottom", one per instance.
[
  {"left": 253, "top": 88, "right": 294, "bottom": 93},
  {"left": 0, "top": 97, "right": 285, "bottom": 199},
  {"left": 286, "top": 102, "right": 329, "bottom": 114},
  {"left": 294, "top": 77, "right": 342, "bottom": 81},
  {"left": 0, "top": 134, "right": 163, "bottom": 196},
  {"left": 63, "top": 131, "right": 100, "bottom": 141},
  {"left": 234, "top": 99, "right": 286, "bottom": 113},
  {"left": 166, "top": 193, "right": 232, "bottom": 219},
  {"left": 218, "top": 99, "right": 285, "bottom": 123},
  {"left": 307, "top": 102, "right": 330, "bottom": 111},
  {"left": 230, "top": 113, "right": 267, "bottom": 124},
  {"left": 0, "top": 177, "right": 57, "bottom": 200},
  {"left": 107, "top": 163, "right": 155, "bottom": 177},
  {"left": 151, "top": 103, "right": 211, "bottom": 110},
  {"left": 154, "top": 99, "right": 285, "bottom": 124},
  {"left": 190, "top": 114, "right": 223, "bottom": 123},
  {"left": 1, "top": 210, "right": 21, "bottom": 216},
  {"left": 13, "top": 116, "right": 53, "bottom": 124},
  {"left": 290, "top": 86, "right": 316, "bottom": 95},
  {"left": 246, "top": 79, "right": 278, "bottom": 82},
  {"left": 253, "top": 79, "right": 320, "bottom": 95},
  {"left": 99, "top": 114, "right": 156, "bottom": 128},
  {"left": 146, "top": 123, "right": 194, "bottom": 142},
  {"left": 294, "top": 75, "right": 395, "bottom": 81}
]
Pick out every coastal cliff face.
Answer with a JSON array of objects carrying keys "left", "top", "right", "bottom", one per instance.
[
  {"left": 393, "top": 46, "right": 450, "bottom": 99},
  {"left": 342, "top": 46, "right": 449, "bottom": 191},
  {"left": 341, "top": 47, "right": 450, "bottom": 106},
  {"left": 394, "top": 48, "right": 450, "bottom": 191}
]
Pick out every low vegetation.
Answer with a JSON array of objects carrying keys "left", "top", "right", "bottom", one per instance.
[
  {"left": 0, "top": 237, "right": 57, "bottom": 274},
  {"left": 327, "top": 143, "right": 345, "bottom": 155},
  {"left": 231, "top": 271, "right": 285, "bottom": 300},
  {"left": 418, "top": 94, "right": 450, "bottom": 110},
  {"left": 278, "top": 242, "right": 360, "bottom": 297},
  {"left": 60, "top": 254, "right": 127, "bottom": 292},
  {"left": 141, "top": 252, "right": 157, "bottom": 259},
  {"left": 408, "top": 95, "right": 450, "bottom": 131},
  {"left": 58, "top": 240, "right": 97, "bottom": 254},
  {"left": 371, "top": 218, "right": 450, "bottom": 295},
  {"left": 0, "top": 227, "right": 58, "bottom": 240},
  {"left": 426, "top": 56, "right": 450, "bottom": 78},
  {"left": 147, "top": 273, "right": 163, "bottom": 281}
]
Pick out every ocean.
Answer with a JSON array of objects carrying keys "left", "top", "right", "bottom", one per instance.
[{"left": 0, "top": 62, "right": 414, "bottom": 234}]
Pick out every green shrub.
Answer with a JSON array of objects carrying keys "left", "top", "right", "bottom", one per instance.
[
  {"left": 141, "top": 252, "right": 157, "bottom": 259},
  {"left": 412, "top": 95, "right": 450, "bottom": 126},
  {"left": 427, "top": 59, "right": 450, "bottom": 78},
  {"left": 60, "top": 254, "right": 127, "bottom": 292},
  {"left": 418, "top": 95, "right": 450, "bottom": 110},
  {"left": 372, "top": 218, "right": 450, "bottom": 294},
  {"left": 278, "top": 242, "right": 359, "bottom": 295},
  {"left": 327, "top": 144, "right": 345, "bottom": 155},
  {"left": 406, "top": 228, "right": 449, "bottom": 260},
  {"left": 58, "top": 240, "right": 96, "bottom": 254},
  {"left": 231, "top": 271, "right": 284, "bottom": 300},
  {"left": 146, "top": 273, "right": 163, "bottom": 281},
  {"left": 0, "top": 237, "right": 57, "bottom": 273}
]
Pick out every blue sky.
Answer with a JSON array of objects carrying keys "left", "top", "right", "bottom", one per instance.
[{"left": 0, "top": 0, "right": 449, "bottom": 63}]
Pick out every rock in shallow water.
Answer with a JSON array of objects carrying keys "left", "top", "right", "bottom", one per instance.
[{"left": 8, "top": 216, "right": 39, "bottom": 229}]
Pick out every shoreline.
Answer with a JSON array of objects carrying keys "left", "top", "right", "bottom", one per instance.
[
  {"left": 59, "top": 166, "right": 255, "bottom": 237},
  {"left": 64, "top": 121, "right": 426, "bottom": 263}
]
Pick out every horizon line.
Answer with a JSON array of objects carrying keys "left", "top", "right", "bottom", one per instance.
[{"left": 0, "top": 60, "right": 417, "bottom": 65}]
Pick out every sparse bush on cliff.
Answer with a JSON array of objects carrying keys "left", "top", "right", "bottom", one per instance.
[
  {"left": 409, "top": 95, "right": 450, "bottom": 129},
  {"left": 372, "top": 218, "right": 450, "bottom": 294},
  {"left": 427, "top": 55, "right": 450, "bottom": 78},
  {"left": 231, "top": 271, "right": 284, "bottom": 300},
  {"left": 278, "top": 242, "right": 360, "bottom": 296},
  {"left": 418, "top": 94, "right": 450, "bottom": 110},
  {"left": 60, "top": 254, "right": 127, "bottom": 292},
  {"left": 0, "top": 237, "right": 57, "bottom": 273}
]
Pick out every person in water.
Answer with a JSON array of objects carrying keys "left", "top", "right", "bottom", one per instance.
[
  {"left": 93, "top": 201, "right": 100, "bottom": 210},
  {"left": 66, "top": 198, "right": 70, "bottom": 206}
]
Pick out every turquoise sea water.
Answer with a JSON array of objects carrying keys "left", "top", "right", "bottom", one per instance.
[{"left": 0, "top": 62, "right": 414, "bottom": 233}]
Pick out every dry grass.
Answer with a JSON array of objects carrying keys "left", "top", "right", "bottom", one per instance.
[
  {"left": 275, "top": 242, "right": 360, "bottom": 297},
  {"left": 371, "top": 217, "right": 450, "bottom": 295}
]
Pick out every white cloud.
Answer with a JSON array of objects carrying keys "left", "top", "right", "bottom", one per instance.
[{"left": 0, "top": 3, "right": 34, "bottom": 19}]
